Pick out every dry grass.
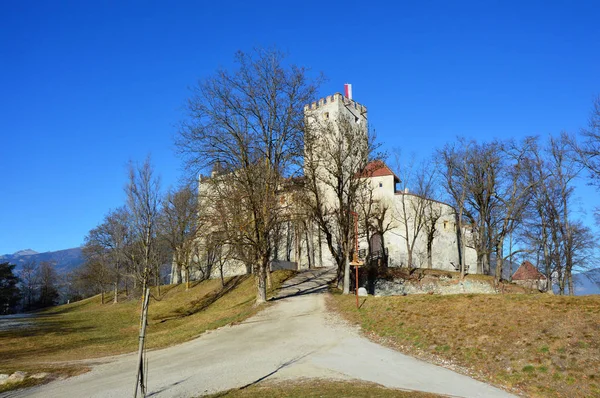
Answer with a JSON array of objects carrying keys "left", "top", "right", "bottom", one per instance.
[
  {"left": 205, "top": 379, "right": 442, "bottom": 397},
  {"left": 329, "top": 291, "right": 600, "bottom": 398},
  {"left": 0, "top": 271, "right": 295, "bottom": 381}
]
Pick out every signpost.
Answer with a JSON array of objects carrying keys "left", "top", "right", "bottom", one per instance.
[{"left": 349, "top": 211, "right": 363, "bottom": 309}]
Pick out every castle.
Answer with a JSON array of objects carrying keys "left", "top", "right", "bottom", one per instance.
[{"left": 171, "top": 87, "right": 477, "bottom": 283}]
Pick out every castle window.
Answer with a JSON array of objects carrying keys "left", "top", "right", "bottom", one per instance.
[
  {"left": 379, "top": 182, "right": 383, "bottom": 188},
  {"left": 444, "top": 221, "right": 448, "bottom": 230},
  {"left": 355, "top": 116, "right": 359, "bottom": 123},
  {"left": 323, "top": 112, "right": 329, "bottom": 120}
]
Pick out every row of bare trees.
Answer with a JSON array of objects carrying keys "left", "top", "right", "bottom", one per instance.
[
  {"left": 76, "top": 45, "right": 598, "bottom": 302},
  {"left": 74, "top": 157, "right": 202, "bottom": 302},
  {"left": 177, "top": 48, "right": 324, "bottom": 303},
  {"left": 16, "top": 260, "right": 60, "bottom": 310},
  {"left": 432, "top": 131, "right": 597, "bottom": 294}
]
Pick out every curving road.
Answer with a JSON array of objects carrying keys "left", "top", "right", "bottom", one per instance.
[{"left": 5, "top": 268, "right": 517, "bottom": 398}]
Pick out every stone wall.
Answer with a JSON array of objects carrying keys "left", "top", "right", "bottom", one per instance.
[{"left": 374, "top": 278, "right": 497, "bottom": 296}]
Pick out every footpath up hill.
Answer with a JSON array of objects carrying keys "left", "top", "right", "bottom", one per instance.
[{"left": 0, "top": 270, "right": 295, "bottom": 392}]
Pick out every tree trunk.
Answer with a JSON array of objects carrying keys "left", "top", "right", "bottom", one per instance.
[
  {"left": 495, "top": 241, "right": 503, "bottom": 282},
  {"left": 113, "top": 282, "right": 118, "bottom": 304},
  {"left": 266, "top": 267, "right": 273, "bottom": 289},
  {"left": 185, "top": 267, "right": 190, "bottom": 291},
  {"left": 255, "top": 261, "right": 267, "bottom": 304},
  {"left": 101, "top": 290, "right": 105, "bottom": 305},
  {"left": 305, "top": 225, "right": 313, "bottom": 270},
  {"left": 343, "top": 248, "right": 350, "bottom": 294},
  {"left": 476, "top": 253, "right": 484, "bottom": 275},
  {"left": 318, "top": 228, "right": 323, "bottom": 267},
  {"left": 567, "top": 272, "right": 574, "bottom": 296}
]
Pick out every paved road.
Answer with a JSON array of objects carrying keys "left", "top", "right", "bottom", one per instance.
[{"left": 5, "top": 268, "right": 517, "bottom": 398}]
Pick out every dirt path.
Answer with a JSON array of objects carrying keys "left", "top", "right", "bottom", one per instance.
[{"left": 5, "top": 268, "right": 516, "bottom": 398}]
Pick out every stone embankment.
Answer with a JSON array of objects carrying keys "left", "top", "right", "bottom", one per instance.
[
  {"left": 370, "top": 268, "right": 527, "bottom": 296},
  {"left": 375, "top": 277, "right": 496, "bottom": 296}
]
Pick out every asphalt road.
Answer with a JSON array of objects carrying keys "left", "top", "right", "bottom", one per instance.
[{"left": 5, "top": 268, "right": 517, "bottom": 398}]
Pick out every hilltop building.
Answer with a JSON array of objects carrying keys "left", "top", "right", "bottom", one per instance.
[
  {"left": 512, "top": 261, "right": 547, "bottom": 290},
  {"left": 172, "top": 86, "right": 477, "bottom": 283}
]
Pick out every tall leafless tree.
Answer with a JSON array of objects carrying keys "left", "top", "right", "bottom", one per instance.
[
  {"left": 19, "top": 260, "right": 38, "bottom": 310},
  {"left": 176, "top": 48, "right": 320, "bottom": 304},
  {"left": 438, "top": 138, "right": 473, "bottom": 278},
  {"left": 392, "top": 156, "right": 439, "bottom": 269},
  {"left": 303, "top": 114, "right": 379, "bottom": 294},
  {"left": 160, "top": 185, "right": 201, "bottom": 290},
  {"left": 126, "top": 156, "right": 162, "bottom": 297}
]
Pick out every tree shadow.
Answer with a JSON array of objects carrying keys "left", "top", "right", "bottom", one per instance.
[
  {"left": 146, "top": 376, "right": 191, "bottom": 397},
  {"left": 270, "top": 283, "right": 329, "bottom": 301},
  {"left": 209, "top": 351, "right": 315, "bottom": 397},
  {"left": 158, "top": 276, "right": 248, "bottom": 323}
]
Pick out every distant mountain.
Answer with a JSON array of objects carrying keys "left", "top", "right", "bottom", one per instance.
[
  {"left": 12, "top": 249, "right": 39, "bottom": 257},
  {"left": 0, "top": 247, "right": 84, "bottom": 275},
  {"left": 572, "top": 269, "right": 600, "bottom": 295}
]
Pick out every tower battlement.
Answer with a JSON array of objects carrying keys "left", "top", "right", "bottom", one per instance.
[{"left": 304, "top": 92, "right": 367, "bottom": 114}]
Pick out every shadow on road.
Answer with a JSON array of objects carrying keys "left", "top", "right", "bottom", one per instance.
[
  {"left": 270, "top": 268, "right": 336, "bottom": 301},
  {"left": 146, "top": 376, "right": 191, "bottom": 397},
  {"left": 209, "top": 352, "right": 315, "bottom": 397}
]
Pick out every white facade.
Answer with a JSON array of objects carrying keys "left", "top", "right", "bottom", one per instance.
[
  {"left": 175, "top": 91, "right": 478, "bottom": 284},
  {"left": 357, "top": 173, "right": 477, "bottom": 272}
]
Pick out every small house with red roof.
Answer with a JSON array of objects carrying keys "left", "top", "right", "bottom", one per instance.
[{"left": 512, "top": 261, "right": 547, "bottom": 291}]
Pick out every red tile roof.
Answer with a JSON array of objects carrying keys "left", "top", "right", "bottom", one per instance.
[
  {"left": 357, "top": 160, "right": 401, "bottom": 182},
  {"left": 512, "top": 261, "right": 547, "bottom": 280}
]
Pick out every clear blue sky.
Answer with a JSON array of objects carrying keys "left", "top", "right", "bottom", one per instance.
[{"left": 1, "top": 1, "right": 599, "bottom": 254}]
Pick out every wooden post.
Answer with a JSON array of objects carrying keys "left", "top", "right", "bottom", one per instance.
[
  {"left": 355, "top": 265, "right": 359, "bottom": 309},
  {"left": 134, "top": 288, "right": 150, "bottom": 398}
]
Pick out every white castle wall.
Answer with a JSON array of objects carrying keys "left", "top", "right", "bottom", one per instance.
[{"left": 172, "top": 91, "right": 478, "bottom": 285}]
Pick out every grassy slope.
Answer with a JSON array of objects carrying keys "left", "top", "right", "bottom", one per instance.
[
  {"left": 329, "top": 291, "right": 600, "bottom": 398},
  {"left": 0, "top": 270, "right": 295, "bottom": 379}
]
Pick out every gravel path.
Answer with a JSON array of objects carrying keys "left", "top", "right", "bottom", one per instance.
[{"left": 5, "top": 268, "right": 517, "bottom": 398}]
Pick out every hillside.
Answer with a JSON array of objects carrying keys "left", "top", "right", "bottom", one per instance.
[
  {"left": 0, "top": 270, "right": 295, "bottom": 391},
  {"left": 330, "top": 291, "right": 600, "bottom": 398}
]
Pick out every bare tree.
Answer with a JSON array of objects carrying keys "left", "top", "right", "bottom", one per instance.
[
  {"left": 177, "top": 48, "right": 320, "bottom": 304},
  {"left": 489, "top": 138, "right": 536, "bottom": 281},
  {"left": 78, "top": 257, "right": 112, "bottom": 304},
  {"left": 392, "top": 156, "right": 438, "bottom": 269},
  {"left": 161, "top": 185, "right": 200, "bottom": 290},
  {"left": 356, "top": 178, "right": 394, "bottom": 265},
  {"left": 19, "top": 260, "right": 38, "bottom": 310},
  {"left": 577, "top": 96, "right": 600, "bottom": 190},
  {"left": 84, "top": 207, "right": 130, "bottom": 303},
  {"left": 36, "top": 261, "right": 59, "bottom": 308},
  {"left": 303, "top": 112, "right": 378, "bottom": 294},
  {"left": 126, "top": 156, "right": 162, "bottom": 297},
  {"left": 438, "top": 139, "right": 473, "bottom": 278},
  {"left": 522, "top": 134, "right": 590, "bottom": 295}
]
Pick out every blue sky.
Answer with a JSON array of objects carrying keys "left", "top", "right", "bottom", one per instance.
[{"left": 1, "top": 1, "right": 599, "bottom": 254}]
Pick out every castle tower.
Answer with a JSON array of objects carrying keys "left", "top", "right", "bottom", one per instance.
[
  {"left": 303, "top": 85, "right": 368, "bottom": 138},
  {"left": 302, "top": 85, "right": 369, "bottom": 268},
  {"left": 303, "top": 85, "right": 369, "bottom": 200}
]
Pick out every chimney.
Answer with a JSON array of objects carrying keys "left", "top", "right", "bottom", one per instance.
[{"left": 344, "top": 83, "right": 352, "bottom": 100}]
